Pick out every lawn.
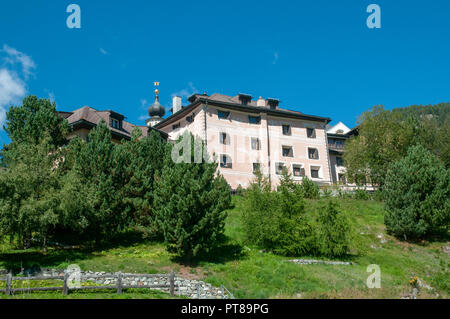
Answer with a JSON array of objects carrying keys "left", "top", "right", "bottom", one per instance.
[{"left": 0, "top": 196, "right": 448, "bottom": 299}]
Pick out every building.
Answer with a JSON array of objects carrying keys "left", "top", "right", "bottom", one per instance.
[
  {"left": 149, "top": 92, "right": 332, "bottom": 190},
  {"left": 59, "top": 105, "right": 168, "bottom": 143},
  {"left": 326, "top": 122, "right": 359, "bottom": 185}
]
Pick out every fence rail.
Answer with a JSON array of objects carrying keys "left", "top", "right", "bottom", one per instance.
[{"left": 0, "top": 271, "right": 176, "bottom": 297}]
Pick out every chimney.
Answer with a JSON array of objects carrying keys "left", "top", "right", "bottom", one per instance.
[
  {"left": 267, "top": 98, "right": 279, "bottom": 110},
  {"left": 172, "top": 96, "right": 182, "bottom": 114},
  {"left": 257, "top": 97, "right": 266, "bottom": 107}
]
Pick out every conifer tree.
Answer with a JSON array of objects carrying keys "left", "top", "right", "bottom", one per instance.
[{"left": 153, "top": 133, "right": 231, "bottom": 259}]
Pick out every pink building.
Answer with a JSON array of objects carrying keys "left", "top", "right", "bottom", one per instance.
[{"left": 152, "top": 93, "right": 332, "bottom": 190}]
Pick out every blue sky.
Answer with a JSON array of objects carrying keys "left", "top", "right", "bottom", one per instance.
[{"left": 1, "top": 0, "right": 450, "bottom": 144}]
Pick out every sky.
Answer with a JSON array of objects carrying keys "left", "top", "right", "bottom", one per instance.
[{"left": 1, "top": 0, "right": 450, "bottom": 144}]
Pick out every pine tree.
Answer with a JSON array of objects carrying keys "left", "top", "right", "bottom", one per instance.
[
  {"left": 153, "top": 133, "right": 231, "bottom": 259},
  {"left": 384, "top": 145, "right": 450, "bottom": 240}
]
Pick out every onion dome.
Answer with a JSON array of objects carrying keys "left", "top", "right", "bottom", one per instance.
[{"left": 148, "top": 89, "right": 165, "bottom": 118}]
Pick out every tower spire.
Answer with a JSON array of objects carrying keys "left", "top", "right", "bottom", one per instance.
[{"left": 146, "top": 81, "right": 165, "bottom": 127}]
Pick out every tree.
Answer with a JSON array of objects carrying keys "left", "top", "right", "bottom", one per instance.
[
  {"left": 114, "top": 128, "right": 168, "bottom": 236},
  {"left": 384, "top": 145, "right": 450, "bottom": 240},
  {"left": 153, "top": 133, "right": 231, "bottom": 259},
  {"left": 299, "top": 176, "right": 320, "bottom": 199},
  {"left": 0, "top": 95, "right": 69, "bottom": 250},
  {"left": 60, "top": 120, "right": 128, "bottom": 243},
  {"left": 317, "top": 200, "right": 351, "bottom": 257},
  {"left": 242, "top": 169, "right": 317, "bottom": 256},
  {"left": 344, "top": 103, "right": 450, "bottom": 188},
  {"left": 0, "top": 136, "right": 63, "bottom": 250},
  {"left": 4, "top": 95, "right": 69, "bottom": 147}
]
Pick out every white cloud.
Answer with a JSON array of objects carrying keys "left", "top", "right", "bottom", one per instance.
[
  {"left": 2, "top": 44, "right": 36, "bottom": 79},
  {"left": 138, "top": 114, "right": 148, "bottom": 121},
  {"left": 0, "top": 69, "right": 26, "bottom": 128},
  {"left": 0, "top": 44, "right": 35, "bottom": 129},
  {"left": 171, "top": 82, "right": 197, "bottom": 101},
  {"left": 99, "top": 48, "right": 108, "bottom": 55},
  {"left": 272, "top": 52, "right": 279, "bottom": 65}
]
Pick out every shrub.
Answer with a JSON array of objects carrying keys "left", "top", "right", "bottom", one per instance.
[
  {"left": 384, "top": 145, "right": 450, "bottom": 240},
  {"left": 316, "top": 200, "right": 352, "bottom": 257},
  {"left": 320, "top": 186, "right": 333, "bottom": 198},
  {"left": 299, "top": 176, "right": 320, "bottom": 199},
  {"left": 353, "top": 188, "right": 371, "bottom": 200},
  {"left": 242, "top": 171, "right": 317, "bottom": 256}
]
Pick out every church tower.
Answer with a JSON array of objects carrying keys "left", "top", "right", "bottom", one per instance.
[{"left": 146, "top": 82, "right": 165, "bottom": 127}]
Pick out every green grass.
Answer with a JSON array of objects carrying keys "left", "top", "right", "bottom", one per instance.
[{"left": 0, "top": 196, "right": 448, "bottom": 299}]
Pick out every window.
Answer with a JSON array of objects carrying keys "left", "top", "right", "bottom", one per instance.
[
  {"left": 220, "top": 154, "right": 232, "bottom": 169},
  {"left": 336, "top": 140, "right": 345, "bottom": 149},
  {"left": 253, "top": 163, "right": 261, "bottom": 173},
  {"left": 251, "top": 137, "right": 261, "bottom": 150},
  {"left": 172, "top": 123, "right": 181, "bottom": 130},
  {"left": 336, "top": 156, "right": 344, "bottom": 167},
  {"left": 282, "top": 146, "right": 293, "bottom": 157},
  {"left": 282, "top": 124, "right": 291, "bottom": 136},
  {"left": 111, "top": 118, "right": 120, "bottom": 129},
  {"left": 338, "top": 174, "right": 347, "bottom": 185},
  {"left": 311, "top": 167, "right": 320, "bottom": 179},
  {"left": 336, "top": 129, "right": 344, "bottom": 134},
  {"left": 308, "top": 148, "right": 319, "bottom": 160},
  {"left": 248, "top": 116, "right": 261, "bottom": 124},
  {"left": 275, "top": 162, "right": 286, "bottom": 175},
  {"left": 186, "top": 115, "right": 194, "bottom": 123},
  {"left": 292, "top": 164, "right": 305, "bottom": 177},
  {"left": 220, "top": 132, "right": 230, "bottom": 145},
  {"left": 218, "top": 111, "right": 230, "bottom": 120},
  {"left": 307, "top": 128, "right": 316, "bottom": 138}
]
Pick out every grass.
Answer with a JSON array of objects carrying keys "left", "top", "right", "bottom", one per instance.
[{"left": 0, "top": 196, "right": 448, "bottom": 299}]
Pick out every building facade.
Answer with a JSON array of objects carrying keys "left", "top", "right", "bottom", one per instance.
[{"left": 152, "top": 93, "right": 332, "bottom": 190}]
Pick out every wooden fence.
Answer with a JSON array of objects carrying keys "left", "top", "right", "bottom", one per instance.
[{"left": 0, "top": 271, "right": 175, "bottom": 296}]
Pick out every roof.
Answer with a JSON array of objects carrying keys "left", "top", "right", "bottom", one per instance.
[
  {"left": 155, "top": 93, "right": 331, "bottom": 129},
  {"left": 59, "top": 106, "right": 168, "bottom": 140}
]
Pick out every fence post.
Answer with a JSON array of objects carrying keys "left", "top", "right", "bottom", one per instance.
[
  {"left": 5, "top": 273, "right": 12, "bottom": 296},
  {"left": 169, "top": 270, "right": 175, "bottom": 297},
  {"left": 63, "top": 272, "right": 69, "bottom": 295},
  {"left": 221, "top": 285, "right": 225, "bottom": 299},
  {"left": 117, "top": 272, "right": 122, "bottom": 294}
]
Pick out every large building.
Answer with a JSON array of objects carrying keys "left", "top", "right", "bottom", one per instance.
[
  {"left": 326, "top": 122, "right": 359, "bottom": 186},
  {"left": 150, "top": 92, "right": 333, "bottom": 189},
  {"left": 59, "top": 105, "right": 168, "bottom": 143}
]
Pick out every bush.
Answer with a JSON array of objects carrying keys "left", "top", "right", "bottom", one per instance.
[
  {"left": 384, "top": 145, "right": 450, "bottom": 240},
  {"left": 242, "top": 171, "right": 317, "bottom": 256},
  {"left": 299, "top": 176, "right": 320, "bottom": 199},
  {"left": 317, "top": 200, "right": 352, "bottom": 257},
  {"left": 353, "top": 188, "right": 371, "bottom": 200}
]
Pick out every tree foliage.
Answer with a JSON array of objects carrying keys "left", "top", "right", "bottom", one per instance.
[
  {"left": 344, "top": 103, "right": 450, "bottom": 187},
  {"left": 384, "top": 145, "right": 450, "bottom": 240},
  {"left": 153, "top": 133, "right": 231, "bottom": 259},
  {"left": 4, "top": 96, "right": 69, "bottom": 147}
]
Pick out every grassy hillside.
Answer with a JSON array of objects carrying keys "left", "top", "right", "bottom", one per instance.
[{"left": 0, "top": 197, "right": 448, "bottom": 299}]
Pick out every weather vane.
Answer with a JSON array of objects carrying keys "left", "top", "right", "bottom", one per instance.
[{"left": 154, "top": 81, "right": 160, "bottom": 97}]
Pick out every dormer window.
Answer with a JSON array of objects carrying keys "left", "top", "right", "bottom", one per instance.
[
  {"left": 111, "top": 118, "right": 120, "bottom": 129},
  {"left": 238, "top": 94, "right": 252, "bottom": 106},
  {"left": 267, "top": 98, "right": 279, "bottom": 110}
]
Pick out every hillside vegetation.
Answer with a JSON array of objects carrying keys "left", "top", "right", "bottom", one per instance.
[{"left": 1, "top": 196, "right": 448, "bottom": 299}]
